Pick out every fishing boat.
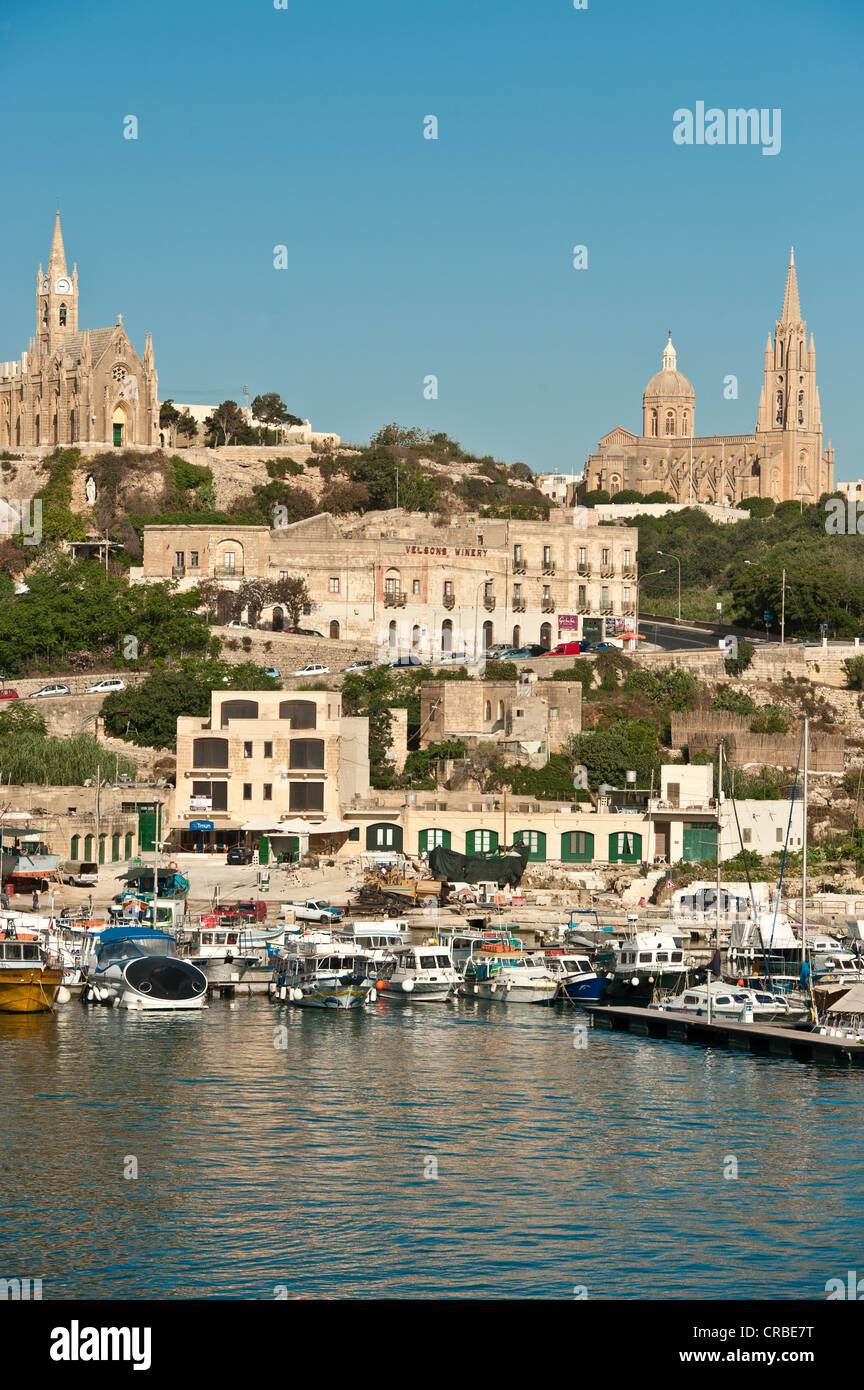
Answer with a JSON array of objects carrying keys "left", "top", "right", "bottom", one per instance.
[
  {"left": 270, "top": 939, "right": 380, "bottom": 1009},
  {"left": 603, "top": 928, "right": 690, "bottom": 1004},
  {"left": 182, "top": 923, "right": 266, "bottom": 985},
  {"left": 0, "top": 929, "right": 64, "bottom": 1013},
  {"left": 80, "top": 926, "right": 208, "bottom": 1010},
  {"left": 650, "top": 980, "right": 810, "bottom": 1025},
  {"left": 460, "top": 943, "right": 558, "bottom": 1004},
  {"left": 541, "top": 948, "right": 608, "bottom": 1003},
  {"left": 377, "top": 943, "right": 460, "bottom": 1002},
  {"left": 437, "top": 927, "right": 523, "bottom": 972}
]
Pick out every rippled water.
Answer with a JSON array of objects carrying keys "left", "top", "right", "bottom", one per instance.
[{"left": 2, "top": 996, "right": 863, "bottom": 1300}]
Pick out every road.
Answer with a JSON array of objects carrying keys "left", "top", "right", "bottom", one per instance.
[{"left": 638, "top": 620, "right": 726, "bottom": 652}]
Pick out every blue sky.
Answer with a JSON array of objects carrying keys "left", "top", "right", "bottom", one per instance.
[{"left": 2, "top": 0, "right": 862, "bottom": 476}]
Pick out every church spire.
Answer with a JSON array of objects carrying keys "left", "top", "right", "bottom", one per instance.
[
  {"left": 780, "top": 246, "right": 801, "bottom": 324},
  {"left": 662, "top": 329, "right": 677, "bottom": 371},
  {"left": 48, "top": 209, "right": 67, "bottom": 274}
]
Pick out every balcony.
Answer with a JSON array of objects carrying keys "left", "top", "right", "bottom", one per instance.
[
  {"left": 213, "top": 566, "right": 243, "bottom": 579},
  {"left": 542, "top": 564, "right": 556, "bottom": 576},
  {"left": 483, "top": 595, "right": 496, "bottom": 611},
  {"left": 512, "top": 601, "right": 526, "bottom": 613},
  {"left": 172, "top": 564, "right": 185, "bottom": 578},
  {"left": 383, "top": 589, "right": 407, "bottom": 607},
  {"left": 443, "top": 594, "right": 456, "bottom": 610},
  {"left": 623, "top": 603, "right": 636, "bottom": 616},
  {"left": 600, "top": 566, "right": 615, "bottom": 578},
  {"left": 600, "top": 604, "right": 614, "bottom": 614},
  {"left": 623, "top": 566, "right": 637, "bottom": 578},
  {"left": 577, "top": 565, "right": 591, "bottom": 577},
  {"left": 512, "top": 562, "right": 527, "bottom": 575},
  {"left": 542, "top": 601, "right": 556, "bottom": 613}
]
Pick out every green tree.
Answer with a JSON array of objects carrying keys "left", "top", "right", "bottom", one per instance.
[
  {"left": 101, "top": 658, "right": 280, "bottom": 750},
  {"left": 204, "top": 400, "right": 246, "bottom": 446},
  {"left": 250, "top": 393, "right": 303, "bottom": 431}
]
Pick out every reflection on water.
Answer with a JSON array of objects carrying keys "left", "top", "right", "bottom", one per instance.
[{"left": 2, "top": 997, "right": 863, "bottom": 1299}]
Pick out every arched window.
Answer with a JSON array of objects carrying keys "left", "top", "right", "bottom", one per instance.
[
  {"left": 84, "top": 834, "right": 94, "bottom": 860},
  {"left": 513, "top": 829, "right": 546, "bottom": 862},
  {"left": 419, "top": 828, "right": 450, "bottom": 853},
  {"left": 482, "top": 620, "right": 493, "bottom": 650},
  {"left": 778, "top": 342, "right": 783, "bottom": 367},
  {"left": 497, "top": 700, "right": 504, "bottom": 722},
  {"left": 289, "top": 738, "right": 325, "bottom": 769},
  {"left": 561, "top": 830, "right": 594, "bottom": 862},
  {"left": 70, "top": 834, "right": 80, "bottom": 860},
  {"left": 366, "top": 822, "right": 403, "bottom": 850},
  {"left": 389, "top": 620, "right": 398, "bottom": 649},
  {"left": 98, "top": 836, "right": 106, "bottom": 865},
  {"left": 124, "top": 832, "right": 133, "bottom": 859},
  {"left": 280, "top": 700, "right": 317, "bottom": 729},
  {"left": 798, "top": 390, "right": 804, "bottom": 424},
  {"left": 329, "top": 619, "right": 340, "bottom": 639},
  {"left": 512, "top": 625, "right": 521, "bottom": 648},
  {"left": 681, "top": 410, "right": 688, "bottom": 436},
  {"left": 775, "top": 391, "right": 783, "bottom": 425},
  {"left": 466, "top": 829, "right": 498, "bottom": 855},
  {"left": 441, "top": 618, "right": 453, "bottom": 653},
  {"left": 650, "top": 409, "right": 658, "bottom": 437},
  {"left": 609, "top": 831, "right": 643, "bottom": 863},
  {"left": 484, "top": 701, "right": 492, "bottom": 721},
  {"left": 271, "top": 606, "right": 284, "bottom": 632},
  {"left": 411, "top": 624, "right": 421, "bottom": 648},
  {"left": 220, "top": 699, "right": 258, "bottom": 727},
  {"left": 664, "top": 410, "right": 676, "bottom": 436},
  {"left": 193, "top": 737, "right": 229, "bottom": 768},
  {"left": 42, "top": 302, "right": 48, "bottom": 326},
  {"left": 540, "top": 622, "right": 552, "bottom": 650},
  {"left": 59, "top": 304, "right": 67, "bottom": 326},
  {"left": 112, "top": 833, "right": 120, "bottom": 862}
]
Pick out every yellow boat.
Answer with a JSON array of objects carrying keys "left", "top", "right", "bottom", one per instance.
[{"left": 0, "top": 936, "right": 63, "bottom": 1013}]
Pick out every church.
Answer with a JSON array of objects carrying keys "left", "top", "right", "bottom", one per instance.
[
  {"left": 0, "top": 212, "right": 159, "bottom": 450},
  {"left": 584, "top": 250, "right": 834, "bottom": 507}
]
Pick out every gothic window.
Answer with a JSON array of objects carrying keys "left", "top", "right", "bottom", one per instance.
[
  {"left": 112, "top": 364, "right": 127, "bottom": 383},
  {"left": 778, "top": 343, "right": 783, "bottom": 367},
  {"left": 59, "top": 304, "right": 67, "bottom": 326},
  {"left": 650, "top": 409, "right": 658, "bottom": 437},
  {"left": 797, "top": 465, "right": 807, "bottom": 488},
  {"left": 42, "top": 302, "right": 48, "bottom": 326},
  {"left": 664, "top": 411, "right": 676, "bottom": 436},
  {"left": 775, "top": 391, "right": 783, "bottom": 425},
  {"left": 681, "top": 410, "right": 688, "bottom": 435},
  {"left": 797, "top": 390, "right": 804, "bottom": 425},
  {"left": 799, "top": 342, "right": 804, "bottom": 367}
]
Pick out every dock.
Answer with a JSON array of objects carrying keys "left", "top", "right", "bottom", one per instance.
[{"left": 585, "top": 1003, "right": 864, "bottom": 1066}]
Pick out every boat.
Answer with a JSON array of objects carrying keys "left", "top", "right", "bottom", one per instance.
[
  {"left": 437, "top": 927, "right": 523, "bottom": 972},
  {"left": 270, "top": 939, "right": 380, "bottom": 1009},
  {"left": 460, "top": 943, "right": 558, "bottom": 1004},
  {"left": 80, "top": 926, "right": 208, "bottom": 1010},
  {"left": 0, "top": 833, "right": 61, "bottom": 891},
  {"left": 182, "top": 923, "right": 265, "bottom": 985},
  {"left": 650, "top": 980, "right": 810, "bottom": 1025},
  {"left": 377, "top": 943, "right": 460, "bottom": 1002},
  {"left": 0, "top": 928, "right": 64, "bottom": 1013},
  {"left": 541, "top": 948, "right": 608, "bottom": 1003},
  {"left": 603, "top": 928, "right": 690, "bottom": 1004}
]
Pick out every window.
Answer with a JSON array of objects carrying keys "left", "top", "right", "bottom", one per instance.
[
  {"left": 514, "top": 544, "right": 522, "bottom": 565},
  {"left": 419, "top": 828, "right": 450, "bottom": 852},
  {"left": 279, "top": 571, "right": 289, "bottom": 581},
  {"left": 384, "top": 574, "right": 398, "bottom": 596},
  {"left": 244, "top": 741, "right": 253, "bottom": 759},
  {"left": 601, "top": 586, "right": 609, "bottom": 607},
  {"left": 263, "top": 741, "right": 273, "bottom": 759},
  {"left": 513, "top": 583, "right": 522, "bottom": 603},
  {"left": 174, "top": 551, "right": 185, "bottom": 569},
  {"left": 112, "top": 834, "right": 120, "bottom": 862},
  {"left": 124, "top": 832, "right": 133, "bottom": 858},
  {"left": 543, "top": 545, "right": 551, "bottom": 566},
  {"left": 195, "top": 780, "right": 227, "bottom": 811},
  {"left": 542, "top": 585, "right": 550, "bottom": 603},
  {"left": 290, "top": 739, "right": 325, "bottom": 769},
  {"left": 484, "top": 701, "right": 492, "bottom": 721},
  {"left": 190, "top": 551, "right": 199, "bottom": 568},
  {"left": 624, "top": 549, "right": 631, "bottom": 567},
  {"left": 664, "top": 411, "right": 676, "bottom": 436},
  {"left": 412, "top": 579, "right": 420, "bottom": 595},
  {"left": 550, "top": 706, "right": 559, "bottom": 720},
  {"left": 650, "top": 409, "right": 658, "bottom": 437},
  {"left": 602, "top": 548, "right": 609, "bottom": 565},
  {"left": 70, "top": 835, "right": 80, "bottom": 859},
  {"left": 624, "top": 587, "right": 631, "bottom": 603},
  {"left": 578, "top": 547, "right": 586, "bottom": 567},
  {"left": 279, "top": 700, "right": 316, "bottom": 729},
  {"left": 289, "top": 782, "right": 325, "bottom": 812},
  {"left": 263, "top": 784, "right": 272, "bottom": 801},
  {"left": 444, "top": 580, "right": 453, "bottom": 598},
  {"left": 514, "top": 829, "right": 546, "bottom": 861},
  {"left": 59, "top": 304, "right": 67, "bottom": 326},
  {"left": 220, "top": 699, "right": 258, "bottom": 726},
  {"left": 578, "top": 584, "right": 586, "bottom": 606},
  {"left": 329, "top": 577, "right": 340, "bottom": 593},
  {"left": 743, "top": 828, "right": 752, "bottom": 844},
  {"left": 609, "top": 831, "right": 642, "bottom": 862},
  {"left": 193, "top": 737, "right": 229, "bottom": 768},
  {"left": 467, "top": 829, "right": 498, "bottom": 854},
  {"left": 776, "top": 827, "right": 783, "bottom": 843},
  {"left": 243, "top": 784, "right": 252, "bottom": 801},
  {"left": 222, "top": 550, "right": 236, "bottom": 573},
  {"left": 484, "top": 580, "right": 493, "bottom": 601}
]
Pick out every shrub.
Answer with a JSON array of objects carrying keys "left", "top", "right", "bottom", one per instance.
[
  {"left": 623, "top": 666, "right": 698, "bottom": 710},
  {"left": 725, "top": 639, "right": 755, "bottom": 675},
  {"left": 749, "top": 704, "right": 789, "bottom": 734},
  {"left": 738, "top": 497, "right": 775, "bottom": 518},
  {"left": 711, "top": 688, "right": 756, "bottom": 716},
  {"left": 845, "top": 656, "right": 864, "bottom": 691}
]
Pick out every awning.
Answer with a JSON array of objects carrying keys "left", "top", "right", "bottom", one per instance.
[
  {"left": 309, "top": 819, "right": 353, "bottom": 836},
  {"left": 240, "top": 818, "right": 290, "bottom": 833},
  {"left": 826, "top": 983, "right": 864, "bottom": 1014}
]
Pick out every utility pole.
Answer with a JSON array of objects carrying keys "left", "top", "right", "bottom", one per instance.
[{"left": 781, "top": 567, "right": 786, "bottom": 646}]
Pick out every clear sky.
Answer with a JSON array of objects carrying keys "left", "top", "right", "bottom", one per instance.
[{"left": 2, "top": 0, "right": 862, "bottom": 476}]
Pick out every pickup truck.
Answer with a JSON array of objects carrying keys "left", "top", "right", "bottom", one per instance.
[{"left": 286, "top": 900, "right": 345, "bottom": 924}]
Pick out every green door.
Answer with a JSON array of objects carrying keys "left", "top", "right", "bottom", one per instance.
[
  {"left": 513, "top": 829, "right": 546, "bottom": 862},
  {"left": 98, "top": 836, "right": 106, "bottom": 865},
  {"left": 259, "top": 835, "right": 269, "bottom": 866},
  {"left": 466, "top": 829, "right": 499, "bottom": 856},
  {"left": 419, "top": 828, "right": 451, "bottom": 853},
  {"left": 609, "top": 831, "right": 642, "bottom": 863},
  {"left": 682, "top": 822, "right": 718, "bottom": 863},
  {"left": 561, "top": 830, "right": 594, "bottom": 862},
  {"left": 113, "top": 423, "right": 123, "bottom": 445},
  {"left": 138, "top": 804, "right": 161, "bottom": 853}
]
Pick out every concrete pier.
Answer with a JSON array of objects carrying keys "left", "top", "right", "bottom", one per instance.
[{"left": 585, "top": 1003, "right": 864, "bottom": 1066}]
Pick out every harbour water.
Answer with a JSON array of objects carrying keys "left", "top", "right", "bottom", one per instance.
[{"left": 4, "top": 997, "right": 863, "bottom": 1300}]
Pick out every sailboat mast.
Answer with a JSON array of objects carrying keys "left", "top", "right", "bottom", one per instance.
[
  {"left": 802, "top": 717, "right": 808, "bottom": 967},
  {"left": 715, "top": 741, "right": 723, "bottom": 953}
]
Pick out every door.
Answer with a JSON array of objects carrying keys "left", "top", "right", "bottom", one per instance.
[
  {"left": 419, "top": 828, "right": 451, "bottom": 853},
  {"left": 259, "top": 835, "right": 269, "bottom": 866},
  {"left": 466, "top": 829, "right": 498, "bottom": 855},
  {"left": 138, "top": 804, "right": 162, "bottom": 853},
  {"left": 113, "top": 423, "right": 123, "bottom": 446},
  {"left": 366, "top": 823, "right": 403, "bottom": 851},
  {"left": 682, "top": 822, "right": 718, "bottom": 863}
]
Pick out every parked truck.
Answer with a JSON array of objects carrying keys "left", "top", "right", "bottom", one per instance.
[{"left": 284, "top": 900, "right": 346, "bottom": 924}]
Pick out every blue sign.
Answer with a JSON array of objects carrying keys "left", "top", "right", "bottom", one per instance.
[
  {"left": 190, "top": 820, "right": 214, "bottom": 831},
  {"left": 763, "top": 612, "right": 772, "bottom": 622}
]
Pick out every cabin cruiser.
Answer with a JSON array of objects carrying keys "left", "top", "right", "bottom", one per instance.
[
  {"left": 460, "top": 944, "right": 558, "bottom": 1005},
  {"left": 650, "top": 980, "right": 810, "bottom": 1025},
  {"left": 81, "top": 927, "right": 207, "bottom": 1010},
  {"left": 270, "top": 939, "right": 380, "bottom": 1009},
  {"left": 541, "top": 948, "right": 607, "bottom": 1003},
  {"left": 603, "top": 928, "right": 690, "bottom": 1004},
  {"left": 437, "top": 928, "right": 523, "bottom": 972},
  {"left": 0, "top": 929, "right": 64, "bottom": 1013},
  {"left": 183, "top": 924, "right": 265, "bottom": 985},
  {"left": 377, "top": 944, "right": 460, "bottom": 1002}
]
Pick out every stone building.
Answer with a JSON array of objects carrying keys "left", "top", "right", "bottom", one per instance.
[
  {"left": 584, "top": 250, "right": 834, "bottom": 507},
  {"left": 420, "top": 674, "right": 582, "bottom": 757},
  {"left": 172, "top": 688, "right": 369, "bottom": 855},
  {"left": 0, "top": 211, "right": 159, "bottom": 450},
  {"left": 136, "top": 512, "right": 640, "bottom": 653},
  {"left": 0, "top": 785, "right": 169, "bottom": 873}
]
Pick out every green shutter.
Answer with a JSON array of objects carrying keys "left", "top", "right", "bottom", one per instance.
[
  {"left": 513, "top": 830, "right": 546, "bottom": 862},
  {"left": 419, "top": 828, "right": 451, "bottom": 853},
  {"left": 466, "top": 829, "right": 499, "bottom": 856},
  {"left": 609, "top": 831, "right": 642, "bottom": 863},
  {"left": 561, "top": 831, "right": 594, "bottom": 862}
]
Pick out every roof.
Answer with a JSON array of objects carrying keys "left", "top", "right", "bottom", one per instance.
[
  {"left": 826, "top": 983, "right": 864, "bottom": 1014},
  {"left": 643, "top": 368, "right": 695, "bottom": 400}
]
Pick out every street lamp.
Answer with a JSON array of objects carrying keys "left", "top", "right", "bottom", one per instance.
[
  {"left": 635, "top": 569, "right": 665, "bottom": 648},
  {"left": 656, "top": 550, "right": 682, "bottom": 622}
]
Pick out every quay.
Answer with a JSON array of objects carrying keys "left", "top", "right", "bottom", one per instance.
[{"left": 585, "top": 1003, "right": 864, "bottom": 1066}]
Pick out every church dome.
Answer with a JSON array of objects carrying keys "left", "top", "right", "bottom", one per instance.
[
  {"left": 642, "top": 333, "right": 695, "bottom": 439},
  {"left": 642, "top": 333, "right": 694, "bottom": 402}
]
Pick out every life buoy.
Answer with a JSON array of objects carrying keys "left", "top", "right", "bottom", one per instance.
[{"left": 168, "top": 861, "right": 178, "bottom": 870}]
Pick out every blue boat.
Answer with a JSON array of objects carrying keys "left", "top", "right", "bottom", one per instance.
[{"left": 541, "top": 949, "right": 608, "bottom": 1003}]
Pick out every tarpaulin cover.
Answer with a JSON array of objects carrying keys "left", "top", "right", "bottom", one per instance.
[{"left": 429, "top": 842, "right": 530, "bottom": 887}]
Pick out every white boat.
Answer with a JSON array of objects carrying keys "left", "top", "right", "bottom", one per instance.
[
  {"left": 270, "top": 939, "right": 380, "bottom": 1009},
  {"left": 460, "top": 944, "right": 558, "bottom": 1004},
  {"left": 81, "top": 927, "right": 208, "bottom": 1010},
  {"left": 377, "top": 944, "right": 460, "bottom": 1002},
  {"left": 650, "top": 980, "right": 810, "bottom": 1025},
  {"left": 437, "top": 927, "right": 523, "bottom": 972},
  {"left": 604, "top": 928, "right": 690, "bottom": 1003},
  {"left": 183, "top": 924, "right": 266, "bottom": 985}
]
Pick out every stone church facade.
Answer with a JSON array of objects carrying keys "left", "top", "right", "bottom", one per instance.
[
  {"left": 584, "top": 250, "right": 834, "bottom": 507},
  {"left": 0, "top": 212, "right": 159, "bottom": 450}
]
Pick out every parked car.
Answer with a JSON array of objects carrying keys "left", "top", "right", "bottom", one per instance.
[
  {"left": 226, "top": 620, "right": 251, "bottom": 629},
  {"left": 291, "top": 663, "right": 330, "bottom": 676},
  {"left": 85, "top": 678, "right": 126, "bottom": 694},
  {"left": 499, "top": 646, "right": 540, "bottom": 660},
  {"left": 389, "top": 655, "right": 422, "bottom": 668},
  {"left": 436, "top": 652, "right": 468, "bottom": 665},
  {"left": 287, "top": 900, "right": 345, "bottom": 924},
  {"left": 227, "top": 846, "right": 254, "bottom": 866},
  {"left": 0, "top": 689, "right": 19, "bottom": 700},
  {"left": 485, "top": 643, "right": 514, "bottom": 659},
  {"left": 343, "top": 659, "right": 377, "bottom": 673},
  {"left": 547, "top": 640, "right": 582, "bottom": 657},
  {"left": 263, "top": 667, "right": 282, "bottom": 679},
  {"left": 62, "top": 860, "right": 99, "bottom": 887},
  {"left": 29, "top": 683, "right": 71, "bottom": 698},
  {"left": 288, "top": 628, "right": 325, "bottom": 638}
]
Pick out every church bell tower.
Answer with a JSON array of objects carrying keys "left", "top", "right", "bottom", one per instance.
[{"left": 36, "top": 209, "right": 78, "bottom": 358}]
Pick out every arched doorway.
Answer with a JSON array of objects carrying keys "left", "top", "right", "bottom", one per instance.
[
  {"left": 112, "top": 404, "right": 127, "bottom": 447},
  {"left": 272, "top": 606, "right": 284, "bottom": 632},
  {"left": 388, "top": 620, "right": 398, "bottom": 650},
  {"left": 482, "top": 620, "right": 493, "bottom": 650},
  {"left": 411, "top": 624, "right": 421, "bottom": 648},
  {"left": 329, "top": 619, "right": 340, "bottom": 639},
  {"left": 540, "top": 622, "right": 552, "bottom": 650},
  {"left": 512, "top": 625, "right": 521, "bottom": 648},
  {"left": 441, "top": 619, "right": 453, "bottom": 653}
]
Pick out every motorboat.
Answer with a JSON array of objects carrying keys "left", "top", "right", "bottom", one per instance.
[
  {"left": 460, "top": 944, "right": 558, "bottom": 1004},
  {"left": 377, "top": 944, "right": 460, "bottom": 1002},
  {"left": 270, "top": 939, "right": 380, "bottom": 1009},
  {"left": 0, "top": 930, "right": 64, "bottom": 1013},
  {"left": 603, "top": 928, "right": 690, "bottom": 1004},
  {"left": 541, "top": 948, "right": 608, "bottom": 1003},
  {"left": 182, "top": 923, "right": 265, "bottom": 985},
  {"left": 437, "top": 927, "right": 523, "bottom": 972},
  {"left": 650, "top": 980, "right": 810, "bottom": 1025},
  {"left": 81, "top": 926, "right": 207, "bottom": 1010}
]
